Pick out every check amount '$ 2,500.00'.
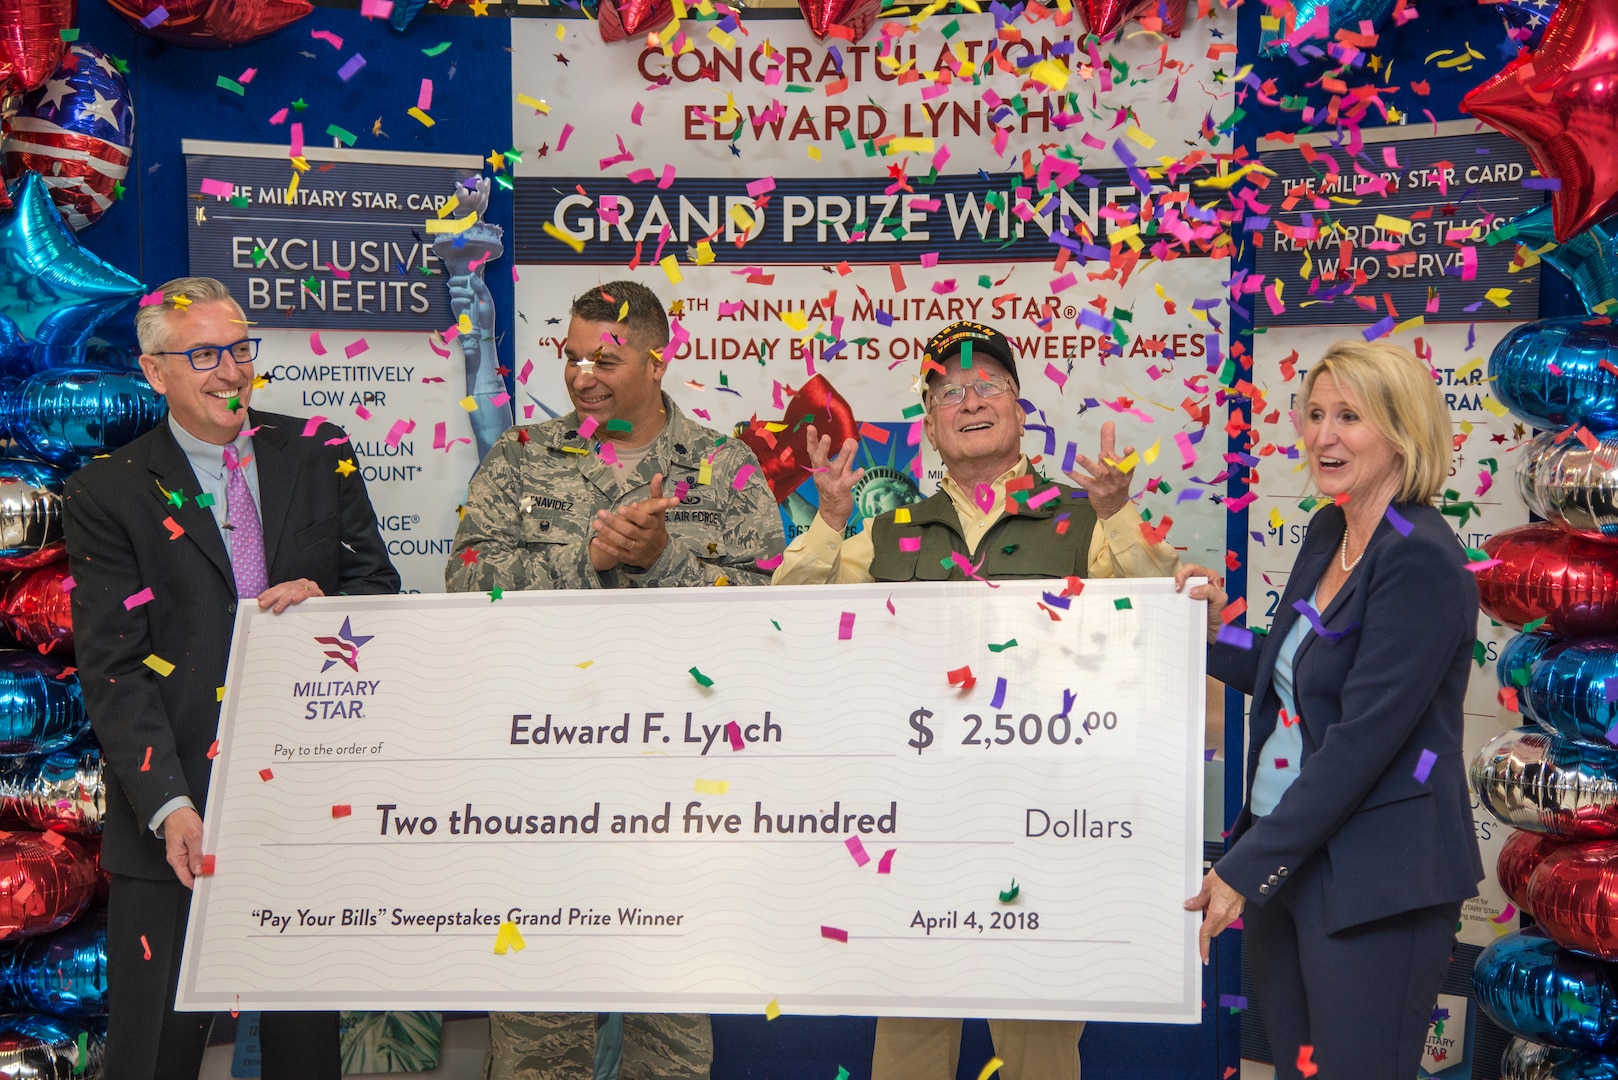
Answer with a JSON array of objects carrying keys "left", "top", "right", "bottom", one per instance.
[{"left": 905, "top": 706, "right": 1122, "bottom": 753}]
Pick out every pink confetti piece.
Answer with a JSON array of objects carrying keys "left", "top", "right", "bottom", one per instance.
[
  {"left": 138, "top": 291, "right": 165, "bottom": 307},
  {"left": 385, "top": 419, "right": 415, "bottom": 448},
  {"left": 418, "top": 78, "right": 433, "bottom": 112},
  {"left": 338, "top": 54, "right": 366, "bottom": 82},
  {"left": 60, "top": 576, "right": 74, "bottom": 593},
  {"left": 820, "top": 926, "right": 849, "bottom": 943},
  {"left": 308, "top": 332, "right": 326, "bottom": 355},
  {"left": 845, "top": 835, "right": 870, "bottom": 867},
  {"left": 290, "top": 122, "right": 304, "bottom": 158},
  {"left": 838, "top": 612, "right": 855, "bottom": 640},
  {"left": 755, "top": 553, "right": 784, "bottom": 570},
  {"left": 557, "top": 123, "right": 574, "bottom": 152},
  {"left": 361, "top": 0, "right": 394, "bottom": 15},
  {"left": 577, "top": 415, "right": 599, "bottom": 439},
  {"left": 885, "top": 594, "right": 895, "bottom": 615},
  {"left": 733, "top": 464, "right": 757, "bottom": 491},
  {"left": 199, "top": 178, "right": 234, "bottom": 198},
  {"left": 877, "top": 848, "right": 895, "bottom": 874},
  {"left": 344, "top": 338, "right": 369, "bottom": 359},
  {"left": 326, "top": 261, "right": 350, "bottom": 282},
  {"left": 727, "top": 721, "right": 745, "bottom": 751},
  {"left": 355, "top": 405, "right": 373, "bottom": 421},
  {"left": 491, "top": 392, "right": 511, "bottom": 408},
  {"left": 311, "top": 28, "right": 343, "bottom": 48},
  {"left": 898, "top": 537, "right": 922, "bottom": 552},
  {"left": 746, "top": 177, "right": 776, "bottom": 198},
  {"left": 631, "top": 102, "right": 644, "bottom": 125},
  {"left": 301, "top": 416, "right": 328, "bottom": 438},
  {"left": 518, "top": 360, "right": 533, "bottom": 384},
  {"left": 598, "top": 441, "right": 619, "bottom": 466},
  {"left": 123, "top": 587, "right": 155, "bottom": 610},
  {"left": 237, "top": 67, "right": 257, "bottom": 84},
  {"left": 269, "top": 108, "right": 288, "bottom": 125}
]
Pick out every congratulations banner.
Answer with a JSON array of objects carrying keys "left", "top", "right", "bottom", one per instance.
[{"left": 177, "top": 579, "right": 1206, "bottom": 1021}]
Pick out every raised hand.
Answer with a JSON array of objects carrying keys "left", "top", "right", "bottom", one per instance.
[
  {"left": 805, "top": 423, "right": 865, "bottom": 532},
  {"left": 1066, "top": 421, "right": 1136, "bottom": 520}
]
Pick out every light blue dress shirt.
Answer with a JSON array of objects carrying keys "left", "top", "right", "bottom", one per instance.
[
  {"left": 150, "top": 413, "right": 261, "bottom": 836},
  {"left": 1250, "top": 587, "right": 1317, "bottom": 817}
]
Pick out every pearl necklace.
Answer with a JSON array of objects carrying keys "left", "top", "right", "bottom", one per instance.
[{"left": 1339, "top": 530, "right": 1364, "bottom": 572}]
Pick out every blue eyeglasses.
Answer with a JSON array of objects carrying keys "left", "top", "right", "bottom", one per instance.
[{"left": 154, "top": 338, "right": 261, "bottom": 371}]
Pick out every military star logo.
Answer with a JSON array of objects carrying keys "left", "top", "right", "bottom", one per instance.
[{"left": 315, "top": 618, "right": 374, "bottom": 673}]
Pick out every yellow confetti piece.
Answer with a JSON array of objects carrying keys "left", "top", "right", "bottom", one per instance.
[
  {"left": 554, "top": 22, "right": 565, "bottom": 39},
  {"left": 216, "top": 686, "right": 226, "bottom": 702},
  {"left": 1115, "top": 451, "right": 1140, "bottom": 473},
  {"left": 408, "top": 107, "right": 434, "bottom": 127},
  {"left": 437, "top": 195, "right": 460, "bottom": 219},
  {"left": 697, "top": 458, "right": 713, "bottom": 485},
  {"left": 144, "top": 654, "right": 176, "bottom": 677},
  {"left": 336, "top": 458, "right": 357, "bottom": 477},
  {"left": 458, "top": 314, "right": 474, "bottom": 335},
  {"left": 577, "top": 660, "right": 594, "bottom": 669},
  {"left": 561, "top": 446, "right": 588, "bottom": 454},
  {"left": 1460, "top": 420, "right": 1475, "bottom": 435},
  {"left": 1300, "top": 248, "right": 1313, "bottom": 280},
  {"left": 660, "top": 254, "right": 684, "bottom": 284},
  {"left": 1268, "top": 507, "right": 1286, "bottom": 530},
  {"left": 1259, "top": 13, "right": 1280, "bottom": 28},
  {"left": 780, "top": 310, "right": 809, "bottom": 332},
  {"left": 1027, "top": 59, "right": 1069, "bottom": 92},
  {"left": 1142, "top": 439, "right": 1160, "bottom": 465},
  {"left": 765, "top": 998, "right": 781, "bottom": 1020},
  {"left": 1485, "top": 287, "right": 1513, "bottom": 308},
  {"left": 1125, "top": 125, "right": 1156, "bottom": 149},
  {"left": 694, "top": 778, "right": 730, "bottom": 795},
  {"left": 516, "top": 92, "right": 550, "bottom": 114},
  {"left": 976, "top": 1059, "right": 1005, "bottom": 1080},
  {"left": 290, "top": 156, "right": 310, "bottom": 174},
  {"left": 426, "top": 213, "right": 477, "bottom": 235},
  {"left": 707, "top": 25, "right": 735, "bottom": 48},
  {"left": 493, "top": 920, "right": 527, "bottom": 954},
  {"left": 459, "top": 396, "right": 478, "bottom": 411},
  {"left": 893, "top": 508, "right": 911, "bottom": 524},
  {"left": 728, "top": 202, "right": 756, "bottom": 233},
  {"left": 1394, "top": 315, "right": 1425, "bottom": 335},
  {"left": 807, "top": 146, "right": 821, "bottom": 161},
  {"left": 544, "top": 222, "right": 585, "bottom": 254},
  {"left": 286, "top": 171, "right": 300, "bottom": 201},
  {"left": 1481, "top": 396, "right": 1509, "bottom": 417},
  {"left": 1373, "top": 213, "right": 1413, "bottom": 235},
  {"left": 886, "top": 137, "right": 936, "bottom": 154},
  {"left": 694, "top": 240, "right": 715, "bottom": 265}
]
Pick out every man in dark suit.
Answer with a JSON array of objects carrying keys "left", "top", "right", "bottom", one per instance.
[{"left": 64, "top": 276, "right": 400, "bottom": 1080}]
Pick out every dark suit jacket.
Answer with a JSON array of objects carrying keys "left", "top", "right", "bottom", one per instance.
[
  {"left": 64, "top": 410, "right": 399, "bottom": 880},
  {"left": 1209, "top": 502, "right": 1484, "bottom": 933}
]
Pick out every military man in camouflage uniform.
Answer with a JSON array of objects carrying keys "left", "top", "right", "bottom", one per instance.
[{"left": 446, "top": 280, "right": 784, "bottom": 1080}]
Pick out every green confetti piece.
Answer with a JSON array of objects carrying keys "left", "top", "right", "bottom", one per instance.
[
  {"left": 689, "top": 667, "right": 714, "bottom": 688},
  {"left": 229, "top": 196, "right": 250, "bottom": 208},
  {"left": 771, "top": 620, "right": 782, "bottom": 632},
  {"left": 1473, "top": 639, "right": 1489, "bottom": 667},
  {"left": 73, "top": 1032, "right": 86, "bottom": 1075},
  {"left": 60, "top": 27, "right": 80, "bottom": 41},
  {"left": 1114, "top": 598, "right": 1133, "bottom": 610},
  {"left": 785, "top": 84, "right": 815, "bottom": 93},
  {"left": 987, "top": 639, "right": 1018, "bottom": 653},
  {"left": 1522, "top": 617, "right": 1548, "bottom": 633},
  {"left": 901, "top": 403, "right": 924, "bottom": 419},
  {"left": 1464, "top": 547, "right": 1489, "bottom": 563},
  {"left": 228, "top": 395, "right": 243, "bottom": 412},
  {"left": 302, "top": 276, "right": 321, "bottom": 293},
  {"left": 108, "top": 54, "right": 128, "bottom": 73},
  {"left": 489, "top": 586, "right": 504, "bottom": 601},
  {"left": 113, "top": 180, "right": 126, "bottom": 201},
  {"left": 978, "top": 274, "right": 993, "bottom": 288},
  {"left": 494, "top": 174, "right": 513, "bottom": 191},
  {"left": 960, "top": 340, "right": 973, "bottom": 367},
  {"left": 217, "top": 76, "right": 246, "bottom": 95},
  {"left": 195, "top": 493, "right": 216, "bottom": 509},
  {"left": 167, "top": 490, "right": 186, "bottom": 508},
  {"left": 1001, "top": 543, "right": 1019, "bottom": 554},
  {"left": 251, "top": 245, "right": 268, "bottom": 266},
  {"left": 605, "top": 419, "right": 634, "bottom": 433},
  {"left": 423, "top": 41, "right": 453, "bottom": 55},
  {"left": 837, "top": 1070, "right": 850, "bottom": 1080},
  {"left": 940, "top": 17, "right": 960, "bottom": 36},
  {"left": 291, "top": 97, "right": 309, "bottom": 111},
  {"left": 1510, "top": 665, "right": 1532, "bottom": 688},
  {"left": 326, "top": 124, "right": 357, "bottom": 147},
  {"left": 998, "top": 880, "right": 1019, "bottom": 903}
]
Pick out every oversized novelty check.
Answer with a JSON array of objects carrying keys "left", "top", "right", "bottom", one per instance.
[{"left": 177, "top": 579, "right": 1207, "bottom": 1021}]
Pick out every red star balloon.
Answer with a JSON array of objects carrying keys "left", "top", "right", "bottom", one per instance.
[
  {"left": 798, "top": 0, "right": 881, "bottom": 42},
  {"left": 103, "top": 0, "right": 312, "bottom": 47},
  {"left": 1081, "top": 0, "right": 1158, "bottom": 36},
  {"left": 1462, "top": 0, "right": 1618, "bottom": 241},
  {"left": 0, "top": 0, "right": 74, "bottom": 93},
  {"left": 597, "top": 0, "right": 672, "bottom": 42}
]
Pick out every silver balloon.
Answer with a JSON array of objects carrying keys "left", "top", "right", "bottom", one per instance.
[
  {"left": 0, "top": 462, "right": 64, "bottom": 571},
  {"left": 0, "top": 1012, "right": 91, "bottom": 1079},
  {"left": 1553, "top": 1055, "right": 1618, "bottom": 1079},
  {"left": 1520, "top": 432, "right": 1618, "bottom": 542},
  {"left": 1505, "top": 1038, "right": 1581, "bottom": 1080},
  {"left": 1471, "top": 727, "right": 1618, "bottom": 839},
  {"left": 0, "top": 746, "right": 101, "bottom": 835}
]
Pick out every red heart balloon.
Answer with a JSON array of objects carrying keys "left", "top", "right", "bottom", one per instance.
[
  {"left": 736, "top": 374, "right": 859, "bottom": 505},
  {"left": 104, "top": 0, "right": 312, "bottom": 47},
  {"left": 1081, "top": 0, "right": 1157, "bottom": 36},
  {"left": 1499, "top": 829, "right": 1569, "bottom": 918},
  {"left": 1529, "top": 838, "right": 1618, "bottom": 959},
  {"left": 597, "top": 0, "right": 673, "bottom": 43},
  {"left": 797, "top": 0, "right": 881, "bottom": 42},
  {"left": 1477, "top": 523, "right": 1618, "bottom": 636},
  {"left": 0, "top": 0, "right": 74, "bottom": 92}
]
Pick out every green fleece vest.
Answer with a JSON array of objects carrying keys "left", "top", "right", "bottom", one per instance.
[{"left": 867, "top": 477, "right": 1097, "bottom": 582}]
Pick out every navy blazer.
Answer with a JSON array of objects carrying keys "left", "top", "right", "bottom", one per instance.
[
  {"left": 64, "top": 411, "right": 400, "bottom": 880},
  {"left": 1210, "top": 502, "right": 1484, "bottom": 933}
]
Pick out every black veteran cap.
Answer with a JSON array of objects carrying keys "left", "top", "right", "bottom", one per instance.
[{"left": 921, "top": 321, "right": 1020, "bottom": 387}]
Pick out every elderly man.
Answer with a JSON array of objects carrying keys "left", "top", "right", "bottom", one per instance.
[
  {"left": 65, "top": 277, "right": 400, "bottom": 1080},
  {"left": 445, "top": 279, "right": 784, "bottom": 1079},
  {"left": 774, "top": 319, "right": 1179, "bottom": 1080}
]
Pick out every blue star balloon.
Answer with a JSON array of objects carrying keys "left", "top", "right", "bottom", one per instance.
[
  {"left": 0, "top": 172, "right": 144, "bottom": 375},
  {"left": 1507, "top": 202, "right": 1618, "bottom": 315},
  {"left": 1499, "top": 0, "right": 1560, "bottom": 48},
  {"left": 389, "top": 0, "right": 430, "bottom": 30}
]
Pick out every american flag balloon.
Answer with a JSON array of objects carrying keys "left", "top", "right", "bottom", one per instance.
[{"left": 1, "top": 45, "right": 134, "bottom": 233}]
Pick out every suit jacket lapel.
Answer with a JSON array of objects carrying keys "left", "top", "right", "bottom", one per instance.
[
  {"left": 1291, "top": 511, "right": 1390, "bottom": 674},
  {"left": 252, "top": 415, "right": 298, "bottom": 575},
  {"left": 147, "top": 424, "right": 233, "bottom": 588}
]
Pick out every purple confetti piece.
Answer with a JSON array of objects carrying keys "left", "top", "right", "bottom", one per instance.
[
  {"left": 1362, "top": 315, "right": 1397, "bottom": 341},
  {"left": 1216, "top": 623, "right": 1255, "bottom": 650},
  {"left": 1219, "top": 994, "right": 1247, "bottom": 1010},
  {"left": 1522, "top": 177, "right": 1562, "bottom": 191},
  {"left": 1205, "top": 748, "right": 1218, "bottom": 761},
  {"left": 338, "top": 53, "right": 367, "bottom": 82},
  {"left": 1384, "top": 506, "right": 1413, "bottom": 536},
  {"left": 139, "top": 4, "right": 169, "bottom": 27},
  {"left": 1062, "top": 440, "right": 1078, "bottom": 473},
  {"left": 1605, "top": 722, "right": 1618, "bottom": 745},
  {"left": 1061, "top": 688, "right": 1076, "bottom": 716},
  {"left": 1292, "top": 599, "right": 1359, "bottom": 641},
  {"left": 1414, "top": 748, "right": 1438, "bottom": 783},
  {"left": 990, "top": 677, "right": 1007, "bottom": 709},
  {"left": 1041, "top": 591, "right": 1072, "bottom": 610}
]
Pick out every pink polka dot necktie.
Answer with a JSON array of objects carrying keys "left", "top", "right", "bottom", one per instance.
[{"left": 223, "top": 445, "right": 269, "bottom": 600}]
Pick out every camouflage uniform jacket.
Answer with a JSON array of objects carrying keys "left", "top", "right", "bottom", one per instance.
[{"left": 445, "top": 394, "right": 784, "bottom": 592}]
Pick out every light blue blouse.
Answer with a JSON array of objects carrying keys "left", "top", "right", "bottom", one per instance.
[{"left": 1250, "top": 587, "right": 1317, "bottom": 817}]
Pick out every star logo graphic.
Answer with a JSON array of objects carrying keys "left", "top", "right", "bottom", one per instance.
[{"left": 314, "top": 617, "right": 374, "bottom": 673}]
